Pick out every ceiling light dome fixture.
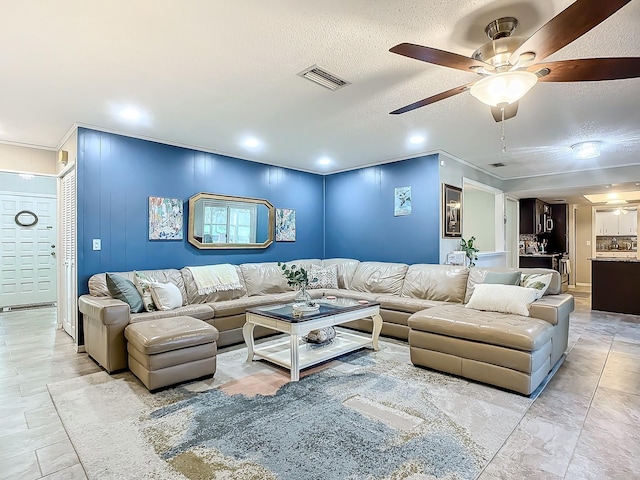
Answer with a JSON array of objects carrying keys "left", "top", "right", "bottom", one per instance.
[
  {"left": 469, "top": 71, "right": 538, "bottom": 107},
  {"left": 571, "top": 141, "right": 601, "bottom": 160}
]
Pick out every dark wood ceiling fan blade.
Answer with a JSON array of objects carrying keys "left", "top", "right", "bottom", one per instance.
[
  {"left": 529, "top": 58, "right": 640, "bottom": 82},
  {"left": 510, "top": 0, "right": 631, "bottom": 65},
  {"left": 390, "top": 43, "right": 491, "bottom": 73},
  {"left": 491, "top": 102, "right": 519, "bottom": 122},
  {"left": 390, "top": 83, "right": 474, "bottom": 115}
]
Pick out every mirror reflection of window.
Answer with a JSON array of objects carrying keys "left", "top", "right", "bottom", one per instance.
[{"left": 202, "top": 201, "right": 257, "bottom": 244}]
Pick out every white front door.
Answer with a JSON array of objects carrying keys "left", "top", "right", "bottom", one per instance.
[{"left": 0, "top": 193, "right": 57, "bottom": 308}]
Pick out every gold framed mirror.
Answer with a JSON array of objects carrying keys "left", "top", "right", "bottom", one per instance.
[{"left": 188, "top": 193, "right": 274, "bottom": 249}]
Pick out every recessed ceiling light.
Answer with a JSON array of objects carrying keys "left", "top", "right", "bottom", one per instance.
[
  {"left": 408, "top": 134, "right": 425, "bottom": 145},
  {"left": 120, "top": 107, "right": 141, "bottom": 121},
  {"left": 318, "top": 157, "right": 332, "bottom": 166},
  {"left": 571, "top": 141, "right": 601, "bottom": 160},
  {"left": 242, "top": 137, "right": 262, "bottom": 149}
]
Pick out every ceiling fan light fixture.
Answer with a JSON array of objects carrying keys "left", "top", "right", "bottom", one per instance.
[
  {"left": 469, "top": 71, "right": 537, "bottom": 107},
  {"left": 571, "top": 141, "right": 601, "bottom": 160}
]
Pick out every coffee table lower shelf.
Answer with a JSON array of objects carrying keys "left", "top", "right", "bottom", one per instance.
[{"left": 252, "top": 327, "right": 373, "bottom": 374}]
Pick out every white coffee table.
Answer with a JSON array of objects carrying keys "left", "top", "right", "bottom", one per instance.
[{"left": 243, "top": 297, "right": 382, "bottom": 381}]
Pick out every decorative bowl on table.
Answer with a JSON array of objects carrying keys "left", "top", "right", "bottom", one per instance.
[
  {"left": 304, "top": 326, "right": 336, "bottom": 344},
  {"left": 292, "top": 302, "right": 320, "bottom": 313}
]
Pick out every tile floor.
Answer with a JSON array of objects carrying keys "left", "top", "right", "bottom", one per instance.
[{"left": 1, "top": 287, "right": 639, "bottom": 479}]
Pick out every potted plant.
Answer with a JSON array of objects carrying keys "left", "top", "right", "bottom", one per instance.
[
  {"left": 278, "top": 262, "right": 313, "bottom": 304},
  {"left": 460, "top": 236, "right": 479, "bottom": 267},
  {"left": 278, "top": 262, "right": 334, "bottom": 344}
]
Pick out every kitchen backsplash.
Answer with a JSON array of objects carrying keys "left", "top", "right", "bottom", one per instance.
[
  {"left": 520, "top": 234, "right": 539, "bottom": 254},
  {"left": 596, "top": 235, "right": 638, "bottom": 252}
]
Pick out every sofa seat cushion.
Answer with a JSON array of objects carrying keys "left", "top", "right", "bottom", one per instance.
[
  {"left": 375, "top": 295, "right": 446, "bottom": 314},
  {"left": 130, "top": 304, "right": 214, "bottom": 323},
  {"left": 408, "top": 304, "right": 553, "bottom": 352},
  {"left": 210, "top": 292, "right": 297, "bottom": 317}
]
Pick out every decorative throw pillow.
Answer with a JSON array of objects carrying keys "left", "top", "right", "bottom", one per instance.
[
  {"left": 465, "top": 283, "right": 539, "bottom": 316},
  {"left": 520, "top": 273, "right": 554, "bottom": 299},
  {"left": 105, "top": 273, "right": 144, "bottom": 313},
  {"left": 133, "top": 271, "right": 157, "bottom": 312},
  {"left": 149, "top": 281, "right": 183, "bottom": 311},
  {"left": 484, "top": 271, "right": 521, "bottom": 286},
  {"left": 307, "top": 264, "right": 339, "bottom": 289}
]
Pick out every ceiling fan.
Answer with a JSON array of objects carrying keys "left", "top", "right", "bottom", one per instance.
[{"left": 389, "top": 0, "right": 640, "bottom": 122}]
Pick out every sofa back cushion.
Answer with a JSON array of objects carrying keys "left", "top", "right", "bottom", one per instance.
[
  {"left": 465, "top": 267, "right": 561, "bottom": 303},
  {"left": 181, "top": 265, "right": 247, "bottom": 304},
  {"left": 401, "top": 264, "right": 469, "bottom": 303},
  {"left": 88, "top": 269, "right": 187, "bottom": 305},
  {"left": 240, "top": 262, "right": 293, "bottom": 296},
  {"left": 321, "top": 258, "right": 360, "bottom": 289},
  {"left": 350, "top": 261, "right": 408, "bottom": 295}
]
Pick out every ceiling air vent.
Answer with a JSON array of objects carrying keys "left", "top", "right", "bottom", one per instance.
[
  {"left": 489, "top": 162, "right": 506, "bottom": 167},
  {"left": 298, "top": 65, "right": 351, "bottom": 91}
]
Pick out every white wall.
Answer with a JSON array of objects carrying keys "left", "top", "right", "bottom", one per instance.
[
  {"left": 575, "top": 205, "right": 592, "bottom": 285},
  {"left": 463, "top": 185, "right": 496, "bottom": 251},
  {"left": 0, "top": 143, "right": 57, "bottom": 175},
  {"left": 438, "top": 153, "right": 506, "bottom": 263}
]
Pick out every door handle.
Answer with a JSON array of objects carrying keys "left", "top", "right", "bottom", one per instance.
[{"left": 51, "top": 252, "right": 56, "bottom": 257}]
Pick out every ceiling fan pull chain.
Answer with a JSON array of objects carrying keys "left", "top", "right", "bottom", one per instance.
[{"left": 501, "top": 106, "right": 507, "bottom": 153}]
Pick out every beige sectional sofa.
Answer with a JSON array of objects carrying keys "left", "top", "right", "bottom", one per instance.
[{"left": 78, "top": 258, "right": 574, "bottom": 395}]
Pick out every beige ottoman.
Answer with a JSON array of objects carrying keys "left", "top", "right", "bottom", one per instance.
[{"left": 124, "top": 316, "right": 219, "bottom": 391}]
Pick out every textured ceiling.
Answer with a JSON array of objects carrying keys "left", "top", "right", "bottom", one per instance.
[{"left": 1, "top": 0, "right": 639, "bottom": 186}]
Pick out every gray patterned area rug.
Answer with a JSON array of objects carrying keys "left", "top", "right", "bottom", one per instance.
[{"left": 48, "top": 341, "right": 536, "bottom": 479}]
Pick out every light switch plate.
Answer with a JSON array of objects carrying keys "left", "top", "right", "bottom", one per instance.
[
  {"left": 92, "top": 239, "right": 101, "bottom": 251},
  {"left": 586, "top": 240, "right": 591, "bottom": 246}
]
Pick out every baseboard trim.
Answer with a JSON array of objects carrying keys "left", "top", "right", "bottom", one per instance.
[{"left": 576, "top": 282, "right": 592, "bottom": 287}]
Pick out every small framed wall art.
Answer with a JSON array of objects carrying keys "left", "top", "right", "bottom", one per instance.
[
  {"left": 275, "top": 208, "right": 296, "bottom": 241},
  {"left": 149, "top": 196, "right": 183, "bottom": 240},
  {"left": 394, "top": 186, "right": 412, "bottom": 216},
  {"left": 442, "top": 184, "right": 462, "bottom": 238}
]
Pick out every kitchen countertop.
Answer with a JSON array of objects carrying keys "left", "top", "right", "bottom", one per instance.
[
  {"left": 589, "top": 257, "right": 640, "bottom": 262},
  {"left": 519, "top": 253, "right": 563, "bottom": 257}
]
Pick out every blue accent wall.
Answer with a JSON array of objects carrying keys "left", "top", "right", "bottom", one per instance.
[
  {"left": 324, "top": 155, "right": 440, "bottom": 264},
  {"left": 76, "top": 128, "right": 325, "bottom": 294}
]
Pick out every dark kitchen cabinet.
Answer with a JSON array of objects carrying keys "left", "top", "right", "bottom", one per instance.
[
  {"left": 547, "top": 203, "right": 569, "bottom": 254},
  {"left": 520, "top": 198, "right": 547, "bottom": 234}
]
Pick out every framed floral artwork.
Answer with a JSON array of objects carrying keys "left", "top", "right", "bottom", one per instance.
[
  {"left": 149, "top": 197, "right": 183, "bottom": 240},
  {"left": 275, "top": 208, "right": 296, "bottom": 241}
]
